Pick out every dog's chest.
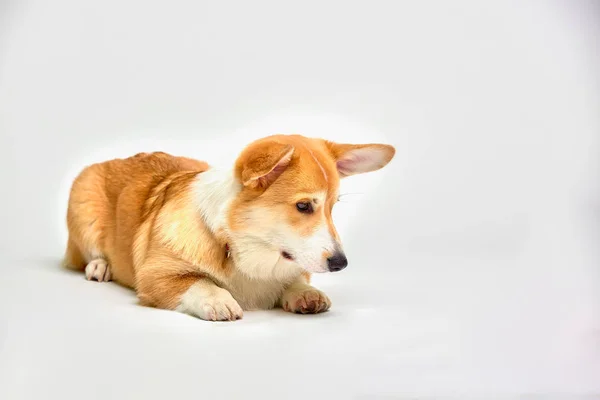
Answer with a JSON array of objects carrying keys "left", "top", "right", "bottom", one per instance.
[{"left": 225, "top": 271, "right": 292, "bottom": 311}]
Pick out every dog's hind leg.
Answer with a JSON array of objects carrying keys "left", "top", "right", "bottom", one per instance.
[
  {"left": 64, "top": 164, "right": 113, "bottom": 282},
  {"left": 63, "top": 238, "right": 86, "bottom": 271}
]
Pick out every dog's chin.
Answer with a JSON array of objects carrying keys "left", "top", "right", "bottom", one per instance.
[
  {"left": 278, "top": 252, "right": 327, "bottom": 274},
  {"left": 304, "top": 266, "right": 330, "bottom": 273},
  {"left": 297, "top": 263, "right": 329, "bottom": 274}
]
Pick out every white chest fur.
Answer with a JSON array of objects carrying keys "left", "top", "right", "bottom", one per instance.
[
  {"left": 224, "top": 241, "right": 304, "bottom": 310},
  {"left": 224, "top": 269, "right": 294, "bottom": 310},
  {"left": 222, "top": 255, "right": 300, "bottom": 310}
]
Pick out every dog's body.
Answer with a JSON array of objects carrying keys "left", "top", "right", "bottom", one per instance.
[{"left": 64, "top": 134, "right": 395, "bottom": 321}]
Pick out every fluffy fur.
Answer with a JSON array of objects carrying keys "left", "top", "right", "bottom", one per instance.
[{"left": 63, "top": 134, "right": 395, "bottom": 321}]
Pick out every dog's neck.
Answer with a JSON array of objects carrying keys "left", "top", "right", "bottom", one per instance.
[
  {"left": 193, "top": 167, "right": 301, "bottom": 282},
  {"left": 193, "top": 167, "right": 240, "bottom": 238}
]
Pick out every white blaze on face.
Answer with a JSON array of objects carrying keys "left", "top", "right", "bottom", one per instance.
[
  {"left": 291, "top": 223, "right": 337, "bottom": 273},
  {"left": 231, "top": 189, "right": 342, "bottom": 278},
  {"left": 278, "top": 191, "right": 339, "bottom": 273}
]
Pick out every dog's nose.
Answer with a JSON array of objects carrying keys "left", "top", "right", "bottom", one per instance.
[{"left": 327, "top": 252, "right": 348, "bottom": 272}]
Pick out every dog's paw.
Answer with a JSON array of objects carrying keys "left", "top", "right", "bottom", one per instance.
[
  {"left": 85, "top": 258, "right": 111, "bottom": 282},
  {"left": 196, "top": 295, "right": 243, "bottom": 322},
  {"left": 281, "top": 287, "right": 331, "bottom": 314},
  {"left": 177, "top": 283, "right": 243, "bottom": 322}
]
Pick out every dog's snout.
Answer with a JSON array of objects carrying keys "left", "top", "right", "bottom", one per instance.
[{"left": 327, "top": 252, "right": 348, "bottom": 272}]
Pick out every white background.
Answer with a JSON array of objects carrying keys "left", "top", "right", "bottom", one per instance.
[{"left": 1, "top": 1, "right": 599, "bottom": 399}]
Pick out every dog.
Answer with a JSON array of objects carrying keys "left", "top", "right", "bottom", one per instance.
[{"left": 63, "top": 134, "right": 395, "bottom": 321}]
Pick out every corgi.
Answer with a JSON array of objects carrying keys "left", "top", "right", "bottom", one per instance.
[{"left": 63, "top": 134, "right": 395, "bottom": 321}]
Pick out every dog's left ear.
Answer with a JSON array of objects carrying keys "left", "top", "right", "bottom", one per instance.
[
  {"left": 236, "top": 140, "right": 295, "bottom": 189},
  {"left": 325, "top": 141, "right": 396, "bottom": 178}
]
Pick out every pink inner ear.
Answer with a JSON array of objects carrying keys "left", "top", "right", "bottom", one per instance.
[
  {"left": 256, "top": 160, "right": 289, "bottom": 187},
  {"left": 337, "top": 154, "right": 366, "bottom": 176},
  {"left": 336, "top": 147, "right": 387, "bottom": 176}
]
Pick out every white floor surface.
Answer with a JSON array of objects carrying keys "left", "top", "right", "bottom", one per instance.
[{"left": 1, "top": 253, "right": 599, "bottom": 399}]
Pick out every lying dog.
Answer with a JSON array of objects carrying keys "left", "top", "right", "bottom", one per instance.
[{"left": 63, "top": 134, "right": 395, "bottom": 321}]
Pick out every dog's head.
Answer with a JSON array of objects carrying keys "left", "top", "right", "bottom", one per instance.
[{"left": 228, "top": 134, "right": 395, "bottom": 278}]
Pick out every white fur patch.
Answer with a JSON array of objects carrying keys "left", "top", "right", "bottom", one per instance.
[
  {"left": 176, "top": 280, "right": 243, "bottom": 321},
  {"left": 291, "top": 223, "right": 337, "bottom": 273},
  {"left": 232, "top": 203, "right": 337, "bottom": 275},
  {"left": 226, "top": 265, "right": 299, "bottom": 310},
  {"left": 193, "top": 168, "right": 241, "bottom": 233},
  {"left": 274, "top": 191, "right": 337, "bottom": 273},
  {"left": 229, "top": 232, "right": 302, "bottom": 281}
]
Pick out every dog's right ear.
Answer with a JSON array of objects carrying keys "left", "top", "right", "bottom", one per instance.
[
  {"left": 235, "top": 141, "right": 295, "bottom": 189},
  {"left": 325, "top": 141, "right": 395, "bottom": 178}
]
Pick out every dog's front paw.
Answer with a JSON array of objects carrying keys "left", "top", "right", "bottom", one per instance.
[
  {"left": 196, "top": 295, "right": 243, "bottom": 322},
  {"left": 177, "top": 283, "right": 243, "bottom": 321},
  {"left": 281, "top": 287, "right": 331, "bottom": 314}
]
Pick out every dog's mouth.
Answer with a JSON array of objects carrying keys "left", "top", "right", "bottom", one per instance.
[{"left": 281, "top": 251, "right": 294, "bottom": 261}]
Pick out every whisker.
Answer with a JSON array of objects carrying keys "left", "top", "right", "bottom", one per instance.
[
  {"left": 337, "top": 192, "right": 365, "bottom": 203},
  {"left": 338, "top": 192, "right": 365, "bottom": 197}
]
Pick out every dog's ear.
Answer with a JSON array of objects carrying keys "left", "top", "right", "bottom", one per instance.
[
  {"left": 325, "top": 141, "right": 395, "bottom": 178},
  {"left": 236, "top": 141, "right": 295, "bottom": 189}
]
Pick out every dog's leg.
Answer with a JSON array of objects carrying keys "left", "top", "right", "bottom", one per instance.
[
  {"left": 63, "top": 238, "right": 86, "bottom": 270},
  {"left": 280, "top": 275, "right": 331, "bottom": 314},
  {"left": 136, "top": 259, "right": 243, "bottom": 321}
]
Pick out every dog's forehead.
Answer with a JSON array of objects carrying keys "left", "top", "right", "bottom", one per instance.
[{"left": 290, "top": 146, "right": 339, "bottom": 198}]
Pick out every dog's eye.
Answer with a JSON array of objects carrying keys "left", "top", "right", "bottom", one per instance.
[{"left": 296, "top": 201, "right": 313, "bottom": 214}]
